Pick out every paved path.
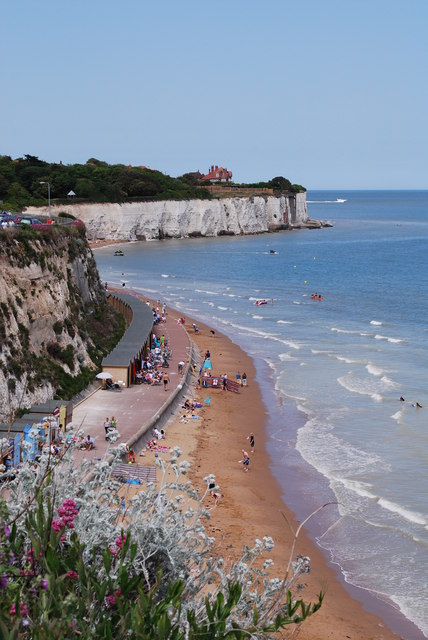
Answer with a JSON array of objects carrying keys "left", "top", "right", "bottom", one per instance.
[{"left": 72, "top": 305, "right": 193, "bottom": 466}]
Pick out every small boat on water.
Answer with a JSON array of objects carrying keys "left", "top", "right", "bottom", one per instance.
[
  {"left": 269, "top": 249, "right": 278, "bottom": 254},
  {"left": 114, "top": 250, "right": 124, "bottom": 256},
  {"left": 336, "top": 198, "right": 346, "bottom": 203}
]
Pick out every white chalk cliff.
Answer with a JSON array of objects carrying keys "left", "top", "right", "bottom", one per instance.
[{"left": 25, "top": 194, "right": 308, "bottom": 242}]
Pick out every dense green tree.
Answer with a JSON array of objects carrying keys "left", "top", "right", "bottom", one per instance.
[
  {"left": 0, "top": 173, "right": 10, "bottom": 197},
  {"left": 0, "top": 155, "right": 304, "bottom": 211},
  {"left": 269, "top": 176, "right": 292, "bottom": 191}
]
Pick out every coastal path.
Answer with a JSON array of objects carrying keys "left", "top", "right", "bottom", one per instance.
[{"left": 71, "top": 307, "right": 194, "bottom": 467}]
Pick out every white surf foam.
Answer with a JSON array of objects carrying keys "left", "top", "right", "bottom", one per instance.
[
  {"left": 161, "top": 274, "right": 169, "bottom": 278},
  {"left": 337, "top": 375, "right": 384, "bottom": 401},
  {"left": 380, "top": 375, "right": 400, "bottom": 389},
  {"left": 195, "top": 289, "right": 219, "bottom": 295},
  {"left": 374, "top": 334, "right": 403, "bottom": 344},
  {"left": 331, "top": 327, "right": 357, "bottom": 335},
  {"left": 366, "top": 364, "right": 384, "bottom": 376},
  {"left": 338, "top": 477, "right": 378, "bottom": 501},
  {"left": 377, "top": 498, "right": 428, "bottom": 526},
  {"left": 217, "top": 306, "right": 228, "bottom": 311},
  {"left": 277, "top": 319, "right": 295, "bottom": 325},
  {"left": 279, "top": 352, "right": 298, "bottom": 361},
  {"left": 370, "top": 320, "right": 383, "bottom": 326},
  {"left": 307, "top": 199, "right": 347, "bottom": 203},
  {"left": 297, "top": 416, "right": 388, "bottom": 482},
  {"left": 336, "top": 355, "right": 358, "bottom": 364},
  {"left": 252, "top": 315, "right": 263, "bottom": 320}
]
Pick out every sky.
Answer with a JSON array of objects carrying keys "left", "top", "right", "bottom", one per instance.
[{"left": 2, "top": 0, "right": 428, "bottom": 189}]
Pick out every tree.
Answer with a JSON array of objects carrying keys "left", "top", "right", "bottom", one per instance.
[
  {"left": 0, "top": 174, "right": 10, "bottom": 197},
  {"left": 269, "top": 177, "right": 292, "bottom": 191},
  {"left": 74, "top": 178, "right": 99, "bottom": 199}
]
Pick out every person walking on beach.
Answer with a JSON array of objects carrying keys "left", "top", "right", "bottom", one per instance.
[
  {"left": 242, "top": 372, "right": 247, "bottom": 387},
  {"left": 247, "top": 432, "right": 255, "bottom": 452},
  {"left": 239, "top": 449, "right": 250, "bottom": 471},
  {"left": 162, "top": 372, "right": 170, "bottom": 392},
  {"left": 222, "top": 374, "right": 227, "bottom": 391}
]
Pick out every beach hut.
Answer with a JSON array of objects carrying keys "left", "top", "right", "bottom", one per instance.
[
  {"left": 30, "top": 400, "right": 73, "bottom": 432},
  {"left": 23, "top": 423, "right": 45, "bottom": 462},
  {"left": 0, "top": 427, "right": 23, "bottom": 468}
]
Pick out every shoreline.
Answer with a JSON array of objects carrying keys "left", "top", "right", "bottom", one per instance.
[
  {"left": 102, "top": 279, "right": 424, "bottom": 638},
  {"left": 145, "top": 308, "right": 404, "bottom": 640}
]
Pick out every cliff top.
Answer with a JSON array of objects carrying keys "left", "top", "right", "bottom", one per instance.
[{"left": 0, "top": 154, "right": 305, "bottom": 211}]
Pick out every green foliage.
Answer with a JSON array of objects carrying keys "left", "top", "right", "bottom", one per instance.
[
  {"left": 0, "top": 483, "right": 322, "bottom": 640},
  {"left": 0, "top": 155, "right": 212, "bottom": 210},
  {"left": 231, "top": 177, "right": 306, "bottom": 193},
  {"left": 270, "top": 176, "right": 292, "bottom": 191},
  {"left": 58, "top": 211, "right": 76, "bottom": 220},
  {"left": 291, "top": 183, "right": 306, "bottom": 193}
]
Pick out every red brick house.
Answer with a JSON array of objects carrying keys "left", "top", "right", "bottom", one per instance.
[{"left": 200, "top": 165, "right": 232, "bottom": 183}]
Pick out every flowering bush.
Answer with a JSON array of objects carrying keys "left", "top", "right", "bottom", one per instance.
[{"left": 0, "top": 428, "right": 322, "bottom": 638}]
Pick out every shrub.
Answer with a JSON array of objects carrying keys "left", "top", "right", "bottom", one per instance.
[
  {"left": 58, "top": 211, "right": 77, "bottom": 220},
  {"left": 0, "top": 443, "right": 322, "bottom": 639},
  {"left": 47, "top": 341, "right": 62, "bottom": 359},
  {"left": 53, "top": 321, "right": 63, "bottom": 334}
]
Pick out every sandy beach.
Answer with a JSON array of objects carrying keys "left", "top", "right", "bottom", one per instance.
[{"left": 136, "top": 304, "right": 402, "bottom": 640}]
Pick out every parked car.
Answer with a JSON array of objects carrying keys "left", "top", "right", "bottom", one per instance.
[{"left": 20, "top": 217, "right": 41, "bottom": 225}]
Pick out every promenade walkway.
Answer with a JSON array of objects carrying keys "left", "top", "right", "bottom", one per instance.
[{"left": 72, "top": 300, "right": 194, "bottom": 467}]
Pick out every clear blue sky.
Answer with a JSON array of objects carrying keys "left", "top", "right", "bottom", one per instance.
[{"left": 2, "top": 0, "right": 428, "bottom": 188}]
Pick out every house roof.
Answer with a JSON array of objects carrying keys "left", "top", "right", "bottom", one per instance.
[{"left": 200, "top": 166, "right": 232, "bottom": 181}]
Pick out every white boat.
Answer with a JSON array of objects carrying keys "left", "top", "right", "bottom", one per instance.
[{"left": 336, "top": 198, "right": 347, "bottom": 203}]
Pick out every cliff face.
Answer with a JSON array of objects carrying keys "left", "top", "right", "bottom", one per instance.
[
  {"left": 25, "top": 194, "right": 308, "bottom": 242},
  {"left": 0, "top": 226, "right": 124, "bottom": 422}
]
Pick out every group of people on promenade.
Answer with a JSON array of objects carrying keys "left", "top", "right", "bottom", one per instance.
[{"left": 134, "top": 304, "right": 174, "bottom": 388}]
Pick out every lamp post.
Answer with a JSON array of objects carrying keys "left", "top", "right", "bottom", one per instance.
[{"left": 39, "top": 181, "right": 51, "bottom": 217}]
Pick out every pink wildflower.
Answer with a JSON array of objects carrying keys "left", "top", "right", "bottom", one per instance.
[
  {"left": 115, "top": 533, "right": 126, "bottom": 548},
  {"left": 52, "top": 518, "right": 65, "bottom": 533},
  {"left": 105, "top": 594, "right": 116, "bottom": 607},
  {"left": 66, "top": 570, "right": 78, "bottom": 579},
  {"left": 9, "top": 602, "right": 29, "bottom": 616}
]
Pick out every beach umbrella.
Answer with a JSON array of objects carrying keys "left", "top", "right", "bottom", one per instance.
[
  {"left": 96, "top": 372, "right": 113, "bottom": 379},
  {"left": 203, "top": 359, "right": 212, "bottom": 370}
]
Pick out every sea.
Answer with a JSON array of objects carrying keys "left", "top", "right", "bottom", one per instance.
[{"left": 94, "top": 190, "right": 428, "bottom": 638}]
